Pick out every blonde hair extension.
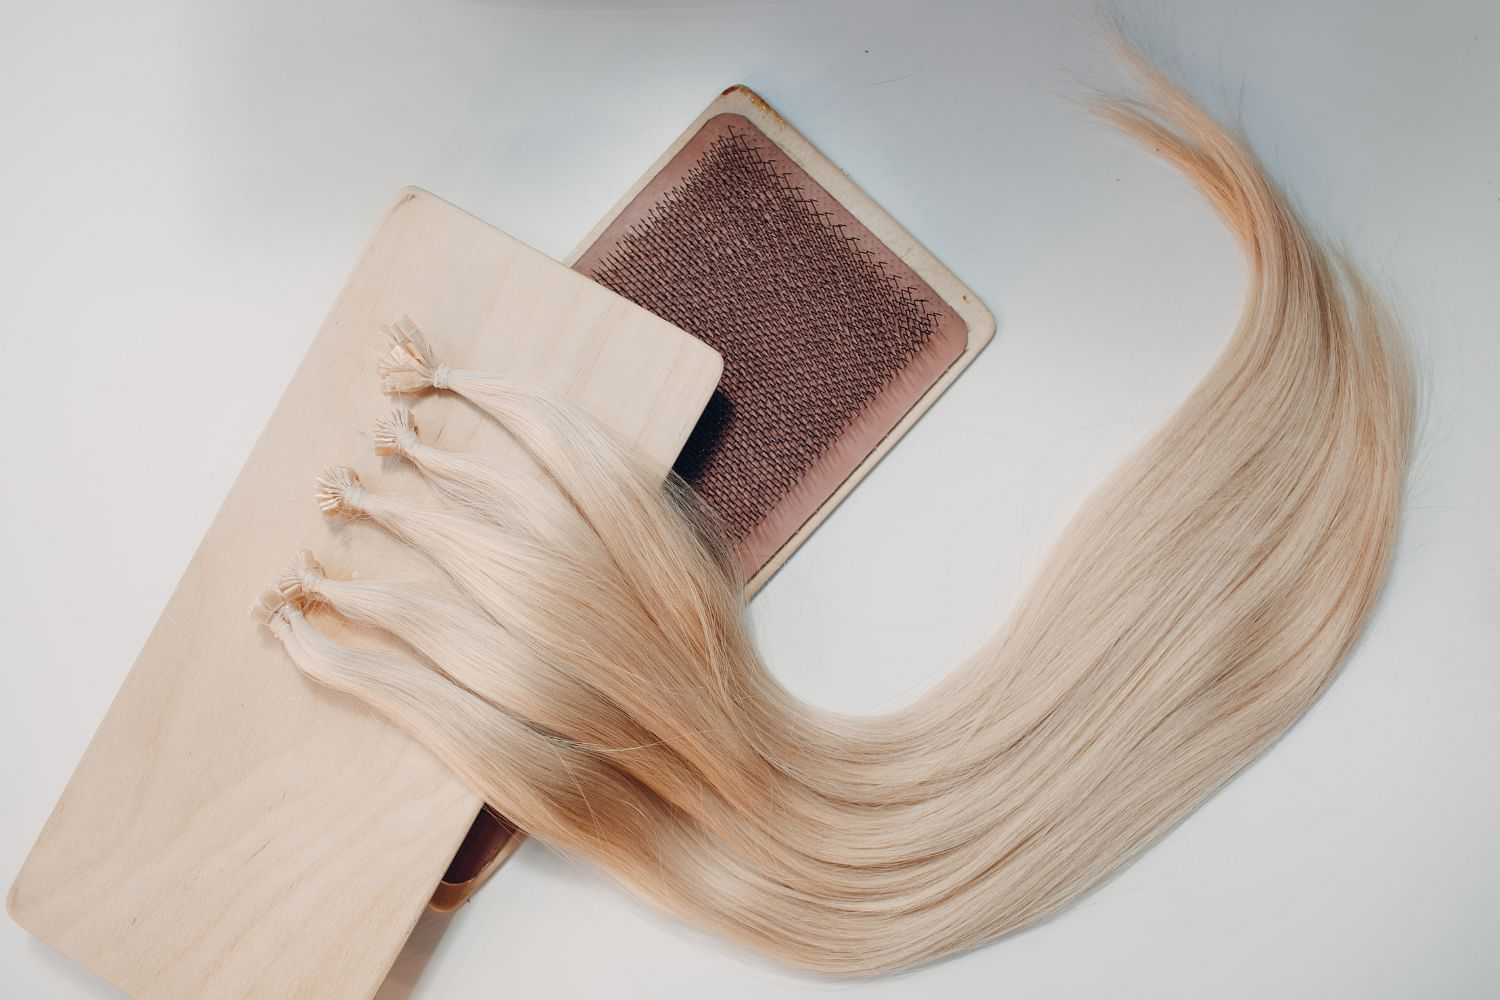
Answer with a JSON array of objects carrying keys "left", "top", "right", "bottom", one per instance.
[
  {"left": 372, "top": 407, "right": 575, "bottom": 544},
  {"left": 278, "top": 550, "right": 781, "bottom": 846},
  {"left": 258, "top": 55, "right": 1412, "bottom": 975}
]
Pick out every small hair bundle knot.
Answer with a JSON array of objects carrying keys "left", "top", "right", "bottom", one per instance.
[
  {"left": 279, "top": 550, "right": 326, "bottom": 606},
  {"left": 377, "top": 315, "right": 443, "bottom": 394},
  {"left": 372, "top": 407, "right": 421, "bottom": 458},
  {"left": 250, "top": 589, "right": 293, "bottom": 634},
  {"left": 316, "top": 466, "right": 367, "bottom": 516}
]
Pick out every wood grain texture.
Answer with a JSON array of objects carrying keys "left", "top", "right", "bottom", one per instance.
[{"left": 8, "top": 188, "right": 722, "bottom": 1000}]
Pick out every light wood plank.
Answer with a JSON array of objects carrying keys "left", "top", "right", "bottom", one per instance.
[{"left": 9, "top": 188, "right": 722, "bottom": 999}]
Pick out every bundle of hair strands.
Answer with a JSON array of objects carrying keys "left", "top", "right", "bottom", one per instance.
[{"left": 256, "top": 51, "right": 1412, "bottom": 976}]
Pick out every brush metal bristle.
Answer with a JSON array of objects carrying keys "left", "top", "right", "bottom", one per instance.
[{"left": 581, "top": 123, "right": 945, "bottom": 545}]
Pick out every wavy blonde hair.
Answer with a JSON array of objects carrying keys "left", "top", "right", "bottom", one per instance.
[{"left": 256, "top": 53, "right": 1411, "bottom": 975}]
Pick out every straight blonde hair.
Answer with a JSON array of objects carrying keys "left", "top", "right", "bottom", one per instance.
[{"left": 257, "top": 53, "right": 1412, "bottom": 975}]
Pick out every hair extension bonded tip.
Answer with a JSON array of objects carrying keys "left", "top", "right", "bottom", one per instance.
[
  {"left": 315, "top": 466, "right": 367, "bottom": 516},
  {"left": 373, "top": 407, "right": 420, "bottom": 459},
  {"left": 278, "top": 550, "right": 326, "bottom": 606},
  {"left": 250, "top": 589, "right": 293, "bottom": 631},
  {"left": 377, "top": 316, "right": 445, "bottom": 394}
]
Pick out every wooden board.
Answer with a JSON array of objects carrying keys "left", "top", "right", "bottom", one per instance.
[{"left": 7, "top": 188, "right": 722, "bottom": 999}]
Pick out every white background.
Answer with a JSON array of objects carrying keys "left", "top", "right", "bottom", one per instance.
[{"left": 3, "top": 1, "right": 1497, "bottom": 997}]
